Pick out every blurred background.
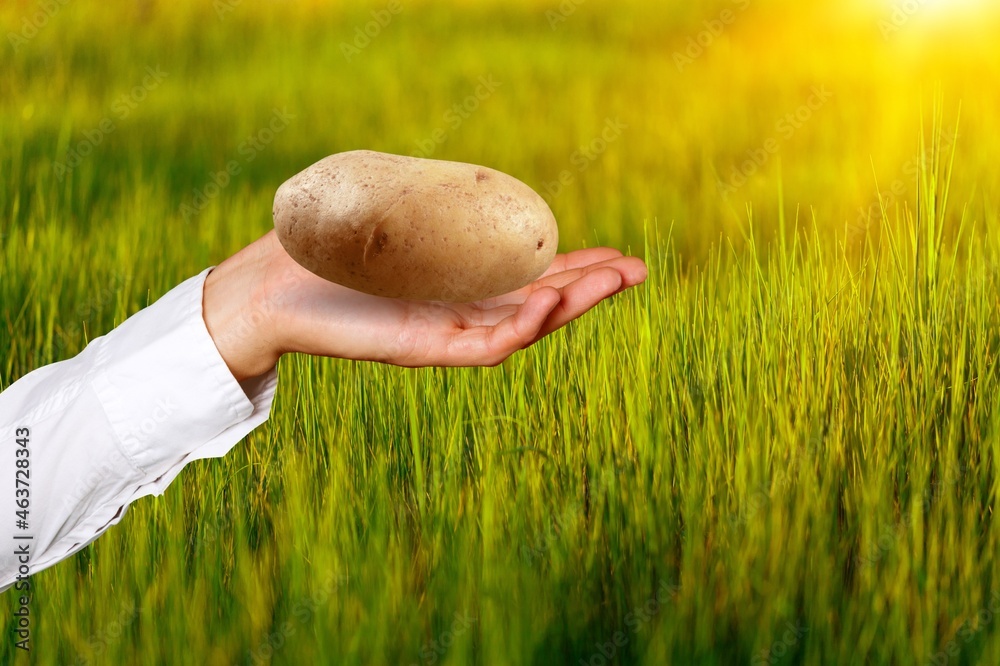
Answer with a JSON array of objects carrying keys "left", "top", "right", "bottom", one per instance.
[{"left": 3, "top": 0, "right": 998, "bottom": 264}]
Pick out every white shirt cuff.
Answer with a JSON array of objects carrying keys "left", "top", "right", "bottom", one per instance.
[{"left": 92, "top": 266, "right": 278, "bottom": 494}]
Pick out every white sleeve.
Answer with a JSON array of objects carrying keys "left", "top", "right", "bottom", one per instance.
[{"left": 0, "top": 267, "right": 278, "bottom": 593}]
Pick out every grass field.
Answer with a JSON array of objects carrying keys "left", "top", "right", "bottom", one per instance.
[{"left": 3, "top": 0, "right": 1000, "bottom": 663}]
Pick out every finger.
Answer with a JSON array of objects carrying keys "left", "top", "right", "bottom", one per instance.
[
  {"left": 473, "top": 248, "right": 626, "bottom": 309},
  {"left": 471, "top": 257, "right": 647, "bottom": 321},
  {"left": 486, "top": 256, "right": 644, "bottom": 308},
  {"left": 608, "top": 256, "right": 648, "bottom": 291},
  {"left": 441, "top": 287, "right": 560, "bottom": 366},
  {"left": 458, "top": 303, "right": 520, "bottom": 328},
  {"left": 541, "top": 247, "right": 624, "bottom": 278},
  {"left": 531, "top": 266, "right": 625, "bottom": 342}
]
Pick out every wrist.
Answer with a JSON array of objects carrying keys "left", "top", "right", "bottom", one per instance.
[{"left": 202, "top": 232, "right": 285, "bottom": 382}]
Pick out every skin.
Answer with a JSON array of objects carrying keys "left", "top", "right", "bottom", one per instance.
[{"left": 203, "top": 230, "right": 648, "bottom": 381}]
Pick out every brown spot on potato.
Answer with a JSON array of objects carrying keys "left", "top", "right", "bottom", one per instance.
[
  {"left": 537, "top": 239, "right": 544, "bottom": 250},
  {"left": 364, "top": 225, "right": 389, "bottom": 264}
]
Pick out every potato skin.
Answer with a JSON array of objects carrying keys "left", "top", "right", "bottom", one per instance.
[{"left": 272, "top": 150, "right": 558, "bottom": 302}]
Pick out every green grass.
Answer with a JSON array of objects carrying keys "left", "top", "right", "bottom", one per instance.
[{"left": 3, "top": 1, "right": 1000, "bottom": 664}]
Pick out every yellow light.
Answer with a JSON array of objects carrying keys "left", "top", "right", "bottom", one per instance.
[
  {"left": 872, "top": 0, "right": 999, "bottom": 42},
  {"left": 882, "top": 0, "right": 990, "bottom": 19}
]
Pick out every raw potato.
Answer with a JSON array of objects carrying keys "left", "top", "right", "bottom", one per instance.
[{"left": 272, "top": 150, "right": 559, "bottom": 302}]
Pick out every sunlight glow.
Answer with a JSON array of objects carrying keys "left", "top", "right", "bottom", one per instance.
[
  {"left": 881, "top": 0, "right": 990, "bottom": 19},
  {"left": 873, "top": 0, "right": 997, "bottom": 41}
]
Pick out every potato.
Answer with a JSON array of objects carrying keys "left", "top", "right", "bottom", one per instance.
[{"left": 272, "top": 150, "right": 558, "bottom": 302}]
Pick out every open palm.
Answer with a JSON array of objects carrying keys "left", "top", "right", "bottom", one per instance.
[{"left": 263, "top": 231, "right": 648, "bottom": 367}]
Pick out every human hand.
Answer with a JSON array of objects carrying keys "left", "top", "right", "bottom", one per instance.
[{"left": 203, "top": 230, "right": 647, "bottom": 380}]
